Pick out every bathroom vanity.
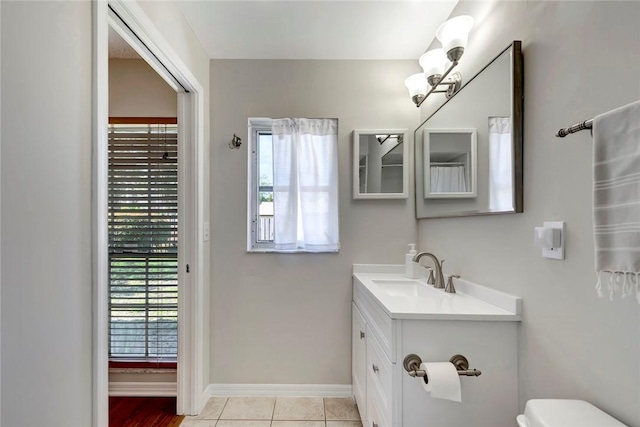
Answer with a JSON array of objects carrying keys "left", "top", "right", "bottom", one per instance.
[{"left": 352, "top": 264, "right": 521, "bottom": 427}]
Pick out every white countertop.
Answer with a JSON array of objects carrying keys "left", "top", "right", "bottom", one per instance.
[{"left": 353, "top": 264, "right": 522, "bottom": 321}]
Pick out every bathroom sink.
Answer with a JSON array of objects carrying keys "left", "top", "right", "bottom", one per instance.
[
  {"left": 353, "top": 265, "right": 522, "bottom": 321},
  {"left": 371, "top": 279, "right": 437, "bottom": 297}
]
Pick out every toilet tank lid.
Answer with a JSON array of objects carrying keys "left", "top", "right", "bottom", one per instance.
[{"left": 520, "top": 400, "right": 627, "bottom": 427}]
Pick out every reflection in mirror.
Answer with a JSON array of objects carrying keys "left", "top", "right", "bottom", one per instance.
[
  {"left": 353, "top": 129, "right": 408, "bottom": 199},
  {"left": 424, "top": 128, "right": 477, "bottom": 198},
  {"left": 415, "top": 41, "right": 523, "bottom": 218}
]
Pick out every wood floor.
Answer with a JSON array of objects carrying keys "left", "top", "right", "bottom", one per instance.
[{"left": 109, "top": 396, "right": 184, "bottom": 427}]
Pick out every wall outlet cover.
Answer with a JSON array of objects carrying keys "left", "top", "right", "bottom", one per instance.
[{"left": 541, "top": 221, "right": 565, "bottom": 260}]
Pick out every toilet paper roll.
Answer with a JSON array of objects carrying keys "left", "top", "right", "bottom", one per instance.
[{"left": 420, "top": 362, "right": 462, "bottom": 402}]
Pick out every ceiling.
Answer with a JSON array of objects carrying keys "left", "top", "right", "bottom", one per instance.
[{"left": 176, "top": 1, "right": 459, "bottom": 60}]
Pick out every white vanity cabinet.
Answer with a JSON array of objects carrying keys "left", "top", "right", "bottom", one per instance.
[
  {"left": 352, "top": 266, "right": 521, "bottom": 427},
  {"left": 352, "top": 284, "right": 403, "bottom": 427}
]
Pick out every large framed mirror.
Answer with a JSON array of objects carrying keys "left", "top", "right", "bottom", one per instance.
[
  {"left": 415, "top": 41, "right": 523, "bottom": 218},
  {"left": 353, "top": 129, "right": 409, "bottom": 199}
]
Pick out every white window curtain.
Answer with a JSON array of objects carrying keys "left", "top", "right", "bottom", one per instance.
[
  {"left": 272, "top": 118, "right": 340, "bottom": 252},
  {"left": 488, "top": 116, "right": 513, "bottom": 211},
  {"left": 430, "top": 165, "right": 467, "bottom": 193}
]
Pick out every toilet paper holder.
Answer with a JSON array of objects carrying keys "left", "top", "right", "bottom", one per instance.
[{"left": 403, "top": 353, "right": 482, "bottom": 380}]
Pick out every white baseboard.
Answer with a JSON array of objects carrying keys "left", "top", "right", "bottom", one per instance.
[
  {"left": 205, "top": 384, "right": 353, "bottom": 398},
  {"left": 109, "top": 381, "right": 177, "bottom": 397}
]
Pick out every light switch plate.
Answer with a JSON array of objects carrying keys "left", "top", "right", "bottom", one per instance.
[{"left": 542, "top": 221, "right": 565, "bottom": 260}]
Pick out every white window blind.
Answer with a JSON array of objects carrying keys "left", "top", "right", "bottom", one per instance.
[{"left": 108, "top": 123, "right": 178, "bottom": 359}]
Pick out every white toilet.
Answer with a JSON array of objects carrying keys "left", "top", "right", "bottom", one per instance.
[{"left": 516, "top": 399, "right": 628, "bottom": 427}]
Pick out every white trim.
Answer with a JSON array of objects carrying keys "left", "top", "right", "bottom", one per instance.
[
  {"left": 107, "top": 0, "right": 202, "bottom": 93},
  {"left": 92, "top": 3, "right": 110, "bottom": 427},
  {"left": 93, "top": 0, "right": 207, "bottom": 424},
  {"left": 176, "top": 90, "right": 207, "bottom": 415},
  {"left": 109, "top": 382, "right": 178, "bottom": 397},
  {"left": 205, "top": 384, "right": 353, "bottom": 398},
  {"left": 247, "top": 118, "right": 273, "bottom": 252},
  {"left": 0, "top": 2, "right": 3, "bottom": 424}
]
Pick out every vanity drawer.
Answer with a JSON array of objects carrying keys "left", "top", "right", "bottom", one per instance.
[
  {"left": 366, "top": 327, "right": 392, "bottom": 420},
  {"left": 354, "top": 279, "right": 396, "bottom": 362}
]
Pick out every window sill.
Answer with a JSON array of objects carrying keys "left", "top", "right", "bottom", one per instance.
[
  {"left": 109, "top": 359, "right": 177, "bottom": 370},
  {"left": 247, "top": 248, "right": 339, "bottom": 254}
]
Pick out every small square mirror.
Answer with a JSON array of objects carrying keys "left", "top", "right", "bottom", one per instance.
[{"left": 353, "top": 129, "right": 408, "bottom": 199}]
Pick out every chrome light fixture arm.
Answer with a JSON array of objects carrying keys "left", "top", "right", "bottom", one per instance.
[{"left": 414, "top": 59, "right": 459, "bottom": 108}]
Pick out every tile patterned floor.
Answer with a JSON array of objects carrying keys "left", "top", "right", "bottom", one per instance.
[{"left": 180, "top": 397, "right": 362, "bottom": 427}]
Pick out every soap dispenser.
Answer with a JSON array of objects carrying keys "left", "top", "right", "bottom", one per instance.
[{"left": 405, "top": 244, "right": 419, "bottom": 279}]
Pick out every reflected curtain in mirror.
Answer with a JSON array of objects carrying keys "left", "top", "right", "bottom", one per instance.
[
  {"left": 431, "top": 165, "right": 467, "bottom": 193},
  {"left": 488, "top": 116, "right": 513, "bottom": 211}
]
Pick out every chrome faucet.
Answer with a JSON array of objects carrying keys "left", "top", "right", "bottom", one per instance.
[{"left": 412, "top": 252, "right": 445, "bottom": 289}]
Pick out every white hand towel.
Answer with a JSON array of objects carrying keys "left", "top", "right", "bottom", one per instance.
[{"left": 593, "top": 100, "right": 640, "bottom": 302}]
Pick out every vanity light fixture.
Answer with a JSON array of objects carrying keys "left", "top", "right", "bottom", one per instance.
[
  {"left": 376, "top": 134, "right": 391, "bottom": 144},
  {"left": 404, "top": 15, "right": 474, "bottom": 107},
  {"left": 376, "top": 134, "right": 403, "bottom": 145}
]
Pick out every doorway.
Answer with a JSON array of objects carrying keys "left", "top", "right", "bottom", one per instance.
[
  {"left": 107, "top": 119, "right": 179, "bottom": 392},
  {"left": 94, "top": 2, "right": 206, "bottom": 425}
]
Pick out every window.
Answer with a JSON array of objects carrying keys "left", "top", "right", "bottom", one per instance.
[
  {"left": 248, "top": 118, "right": 340, "bottom": 253},
  {"left": 108, "top": 119, "right": 178, "bottom": 361},
  {"left": 488, "top": 116, "right": 513, "bottom": 211}
]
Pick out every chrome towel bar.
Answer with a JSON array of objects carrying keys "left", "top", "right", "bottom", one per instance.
[{"left": 556, "top": 119, "right": 593, "bottom": 137}]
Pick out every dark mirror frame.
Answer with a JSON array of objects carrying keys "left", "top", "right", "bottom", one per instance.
[{"left": 414, "top": 40, "right": 523, "bottom": 219}]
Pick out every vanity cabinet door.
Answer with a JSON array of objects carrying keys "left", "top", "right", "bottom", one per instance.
[
  {"left": 366, "top": 329, "right": 393, "bottom": 424},
  {"left": 366, "top": 373, "right": 390, "bottom": 427},
  {"left": 352, "top": 302, "right": 367, "bottom": 420}
]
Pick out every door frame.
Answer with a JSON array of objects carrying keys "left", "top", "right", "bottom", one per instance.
[{"left": 92, "top": 1, "right": 206, "bottom": 425}]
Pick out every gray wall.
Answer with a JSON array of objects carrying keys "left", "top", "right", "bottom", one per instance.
[
  {"left": 417, "top": 1, "right": 640, "bottom": 425},
  {"left": 1, "top": 2, "right": 92, "bottom": 425},
  {"left": 210, "top": 60, "right": 418, "bottom": 384},
  {"left": 0, "top": 1, "right": 3, "bottom": 419},
  {"left": 0, "top": 1, "right": 210, "bottom": 424},
  {"left": 109, "top": 59, "right": 177, "bottom": 117}
]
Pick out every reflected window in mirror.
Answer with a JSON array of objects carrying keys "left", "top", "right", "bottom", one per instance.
[
  {"left": 414, "top": 41, "right": 523, "bottom": 219},
  {"left": 488, "top": 116, "right": 512, "bottom": 210},
  {"left": 353, "top": 129, "right": 409, "bottom": 199}
]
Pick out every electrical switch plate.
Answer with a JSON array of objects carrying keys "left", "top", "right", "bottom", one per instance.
[
  {"left": 540, "top": 221, "right": 565, "bottom": 260},
  {"left": 203, "top": 221, "right": 210, "bottom": 242}
]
